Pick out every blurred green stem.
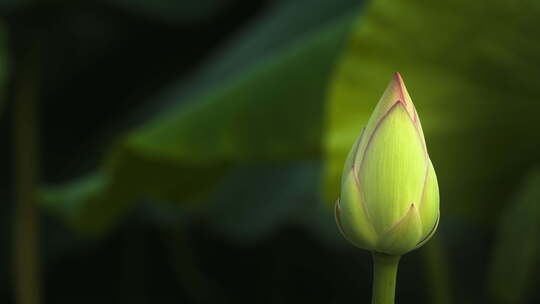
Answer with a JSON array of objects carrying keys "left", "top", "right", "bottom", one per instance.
[
  {"left": 12, "top": 42, "right": 41, "bottom": 304},
  {"left": 371, "top": 253, "right": 400, "bottom": 304},
  {"left": 164, "top": 223, "right": 216, "bottom": 303},
  {"left": 423, "top": 238, "right": 453, "bottom": 304}
]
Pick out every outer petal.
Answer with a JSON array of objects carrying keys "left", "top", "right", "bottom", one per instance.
[
  {"left": 377, "top": 204, "right": 422, "bottom": 255},
  {"left": 415, "top": 211, "right": 439, "bottom": 249},
  {"left": 353, "top": 73, "right": 419, "bottom": 169},
  {"left": 335, "top": 169, "right": 378, "bottom": 250},
  {"left": 359, "top": 104, "right": 426, "bottom": 232},
  {"left": 412, "top": 106, "right": 427, "bottom": 149},
  {"left": 341, "top": 128, "right": 364, "bottom": 183},
  {"left": 418, "top": 158, "right": 440, "bottom": 237}
]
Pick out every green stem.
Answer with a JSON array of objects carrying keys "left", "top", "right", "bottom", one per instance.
[
  {"left": 12, "top": 41, "right": 41, "bottom": 304},
  {"left": 371, "top": 253, "right": 400, "bottom": 304},
  {"left": 164, "top": 224, "right": 216, "bottom": 303},
  {"left": 423, "top": 238, "right": 453, "bottom": 304}
]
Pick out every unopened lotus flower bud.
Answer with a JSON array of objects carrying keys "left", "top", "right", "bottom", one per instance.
[{"left": 335, "top": 73, "right": 439, "bottom": 256}]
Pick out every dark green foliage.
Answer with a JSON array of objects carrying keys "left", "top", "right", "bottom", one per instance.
[
  {"left": 41, "top": 0, "right": 360, "bottom": 235},
  {"left": 2, "top": 0, "right": 540, "bottom": 303},
  {"left": 488, "top": 171, "right": 540, "bottom": 303},
  {"left": 0, "top": 22, "right": 7, "bottom": 115}
]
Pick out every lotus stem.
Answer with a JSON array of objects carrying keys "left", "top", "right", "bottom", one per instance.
[
  {"left": 13, "top": 40, "right": 41, "bottom": 304},
  {"left": 371, "top": 252, "right": 400, "bottom": 304}
]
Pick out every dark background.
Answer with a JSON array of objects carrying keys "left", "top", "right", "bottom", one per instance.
[{"left": 1, "top": 0, "right": 539, "bottom": 303}]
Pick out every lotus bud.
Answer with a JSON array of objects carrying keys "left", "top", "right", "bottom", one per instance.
[{"left": 335, "top": 73, "right": 439, "bottom": 256}]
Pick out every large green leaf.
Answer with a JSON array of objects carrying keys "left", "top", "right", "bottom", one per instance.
[
  {"left": 143, "top": 0, "right": 365, "bottom": 109},
  {"left": 323, "top": 0, "right": 540, "bottom": 224},
  {"left": 204, "top": 164, "right": 320, "bottom": 243},
  {"left": 42, "top": 0, "right": 362, "bottom": 235},
  {"left": 487, "top": 170, "right": 540, "bottom": 304}
]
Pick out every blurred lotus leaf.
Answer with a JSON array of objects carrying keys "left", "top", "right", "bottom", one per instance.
[
  {"left": 41, "top": 0, "right": 361, "bottom": 235},
  {"left": 42, "top": 0, "right": 540, "bottom": 242}
]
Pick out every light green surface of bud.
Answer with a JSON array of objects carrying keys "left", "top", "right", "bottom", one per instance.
[{"left": 335, "top": 73, "right": 439, "bottom": 256}]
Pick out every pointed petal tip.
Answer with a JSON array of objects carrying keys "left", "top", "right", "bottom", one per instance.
[
  {"left": 404, "top": 203, "right": 419, "bottom": 218},
  {"left": 377, "top": 201, "right": 423, "bottom": 255},
  {"left": 392, "top": 72, "right": 406, "bottom": 93},
  {"left": 391, "top": 72, "right": 406, "bottom": 99},
  {"left": 393, "top": 72, "right": 403, "bottom": 83},
  {"left": 371, "top": 73, "right": 408, "bottom": 115},
  {"left": 388, "top": 72, "right": 418, "bottom": 121}
]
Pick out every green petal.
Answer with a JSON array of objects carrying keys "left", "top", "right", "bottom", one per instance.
[
  {"left": 341, "top": 128, "right": 365, "bottom": 183},
  {"left": 359, "top": 104, "right": 426, "bottom": 232},
  {"left": 418, "top": 159, "right": 440, "bottom": 236},
  {"left": 378, "top": 204, "right": 422, "bottom": 255},
  {"left": 353, "top": 73, "right": 420, "bottom": 169},
  {"left": 415, "top": 210, "right": 439, "bottom": 249},
  {"left": 336, "top": 169, "right": 378, "bottom": 250}
]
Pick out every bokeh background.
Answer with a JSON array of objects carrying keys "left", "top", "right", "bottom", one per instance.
[{"left": 1, "top": 0, "right": 540, "bottom": 303}]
